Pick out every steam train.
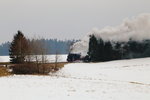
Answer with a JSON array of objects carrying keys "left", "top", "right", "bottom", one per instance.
[{"left": 67, "top": 53, "right": 90, "bottom": 62}]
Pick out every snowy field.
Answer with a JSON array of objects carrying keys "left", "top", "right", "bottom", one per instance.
[
  {"left": 0, "top": 58, "right": 150, "bottom": 100},
  {"left": 0, "top": 55, "right": 67, "bottom": 63}
]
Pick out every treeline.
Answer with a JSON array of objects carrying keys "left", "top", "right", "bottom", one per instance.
[
  {"left": 0, "top": 42, "right": 10, "bottom": 56},
  {"left": 0, "top": 38, "right": 76, "bottom": 56},
  {"left": 88, "top": 35, "right": 150, "bottom": 62}
]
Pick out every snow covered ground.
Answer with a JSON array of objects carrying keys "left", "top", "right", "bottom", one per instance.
[
  {"left": 0, "top": 56, "right": 9, "bottom": 62},
  {"left": 0, "top": 55, "right": 67, "bottom": 62},
  {"left": 0, "top": 58, "right": 150, "bottom": 100}
]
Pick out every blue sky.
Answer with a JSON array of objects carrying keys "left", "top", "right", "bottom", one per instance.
[{"left": 0, "top": 0, "right": 150, "bottom": 43}]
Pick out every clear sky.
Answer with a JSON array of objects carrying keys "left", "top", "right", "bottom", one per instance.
[{"left": 0, "top": 0, "right": 150, "bottom": 44}]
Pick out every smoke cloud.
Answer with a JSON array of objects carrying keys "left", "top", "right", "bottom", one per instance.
[{"left": 71, "top": 13, "right": 150, "bottom": 56}]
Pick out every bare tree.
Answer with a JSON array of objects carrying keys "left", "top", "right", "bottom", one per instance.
[
  {"left": 55, "top": 50, "right": 59, "bottom": 68},
  {"left": 24, "top": 38, "right": 48, "bottom": 74}
]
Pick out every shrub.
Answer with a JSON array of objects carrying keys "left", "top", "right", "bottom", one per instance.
[
  {"left": 11, "top": 63, "right": 47, "bottom": 74},
  {"left": 10, "top": 63, "right": 65, "bottom": 75},
  {"left": 0, "top": 66, "right": 11, "bottom": 76}
]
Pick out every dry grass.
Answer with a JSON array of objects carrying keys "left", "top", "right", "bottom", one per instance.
[
  {"left": 0, "top": 62, "right": 68, "bottom": 76},
  {"left": 11, "top": 62, "right": 68, "bottom": 75},
  {"left": 0, "top": 66, "right": 12, "bottom": 77},
  {"left": 129, "top": 81, "right": 150, "bottom": 86},
  {"left": 0, "top": 62, "right": 10, "bottom": 64}
]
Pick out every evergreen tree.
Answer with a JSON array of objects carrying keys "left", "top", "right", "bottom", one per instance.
[
  {"left": 88, "top": 35, "right": 98, "bottom": 62},
  {"left": 113, "top": 42, "right": 122, "bottom": 60},
  {"left": 97, "top": 38, "right": 105, "bottom": 61},
  {"left": 88, "top": 35, "right": 150, "bottom": 62},
  {"left": 9, "top": 31, "right": 29, "bottom": 64},
  {"left": 103, "top": 41, "right": 113, "bottom": 61}
]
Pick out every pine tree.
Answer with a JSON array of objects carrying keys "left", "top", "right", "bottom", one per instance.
[
  {"left": 88, "top": 35, "right": 98, "bottom": 62},
  {"left": 103, "top": 41, "right": 113, "bottom": 61},
  {"left": 97, "top": 38, "right": 105, "bottom": 61},
  {"left": 113, "top": 42, "right": 122, "bottom": 60},
  {"left": 9, "top": 31, "right": 29, "bottom": 64}
]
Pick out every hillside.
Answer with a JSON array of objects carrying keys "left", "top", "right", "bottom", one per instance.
[{"left": 0, "top": 58, "right": 150, "bottom": 100}]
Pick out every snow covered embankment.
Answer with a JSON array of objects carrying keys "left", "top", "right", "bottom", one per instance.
[
  {"left": 56, "top": 57, "right": 150, "bottom": 85},
  {"left": 0, "top": 57, "right": 150, "bottom": 100}
]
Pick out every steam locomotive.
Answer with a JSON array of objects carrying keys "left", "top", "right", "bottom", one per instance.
[{"left": 67, "top": 53, "right": 90, "bottom": 62}]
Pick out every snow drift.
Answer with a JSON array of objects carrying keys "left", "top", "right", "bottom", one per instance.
[
  {"left": 70, "top": 13, "right": 150, "bottom": 56},
  {"left": 55, "top": 57, "right": 150, "bottom": 84}
]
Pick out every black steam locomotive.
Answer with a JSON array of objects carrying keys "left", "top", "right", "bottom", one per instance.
[{"left": 67, "top": 53, "right": 90, "bottom": 62}]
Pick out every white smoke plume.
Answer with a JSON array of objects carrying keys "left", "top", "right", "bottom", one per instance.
[{"left": 71, "top": 13, "right": 150, "bottom": 56}]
